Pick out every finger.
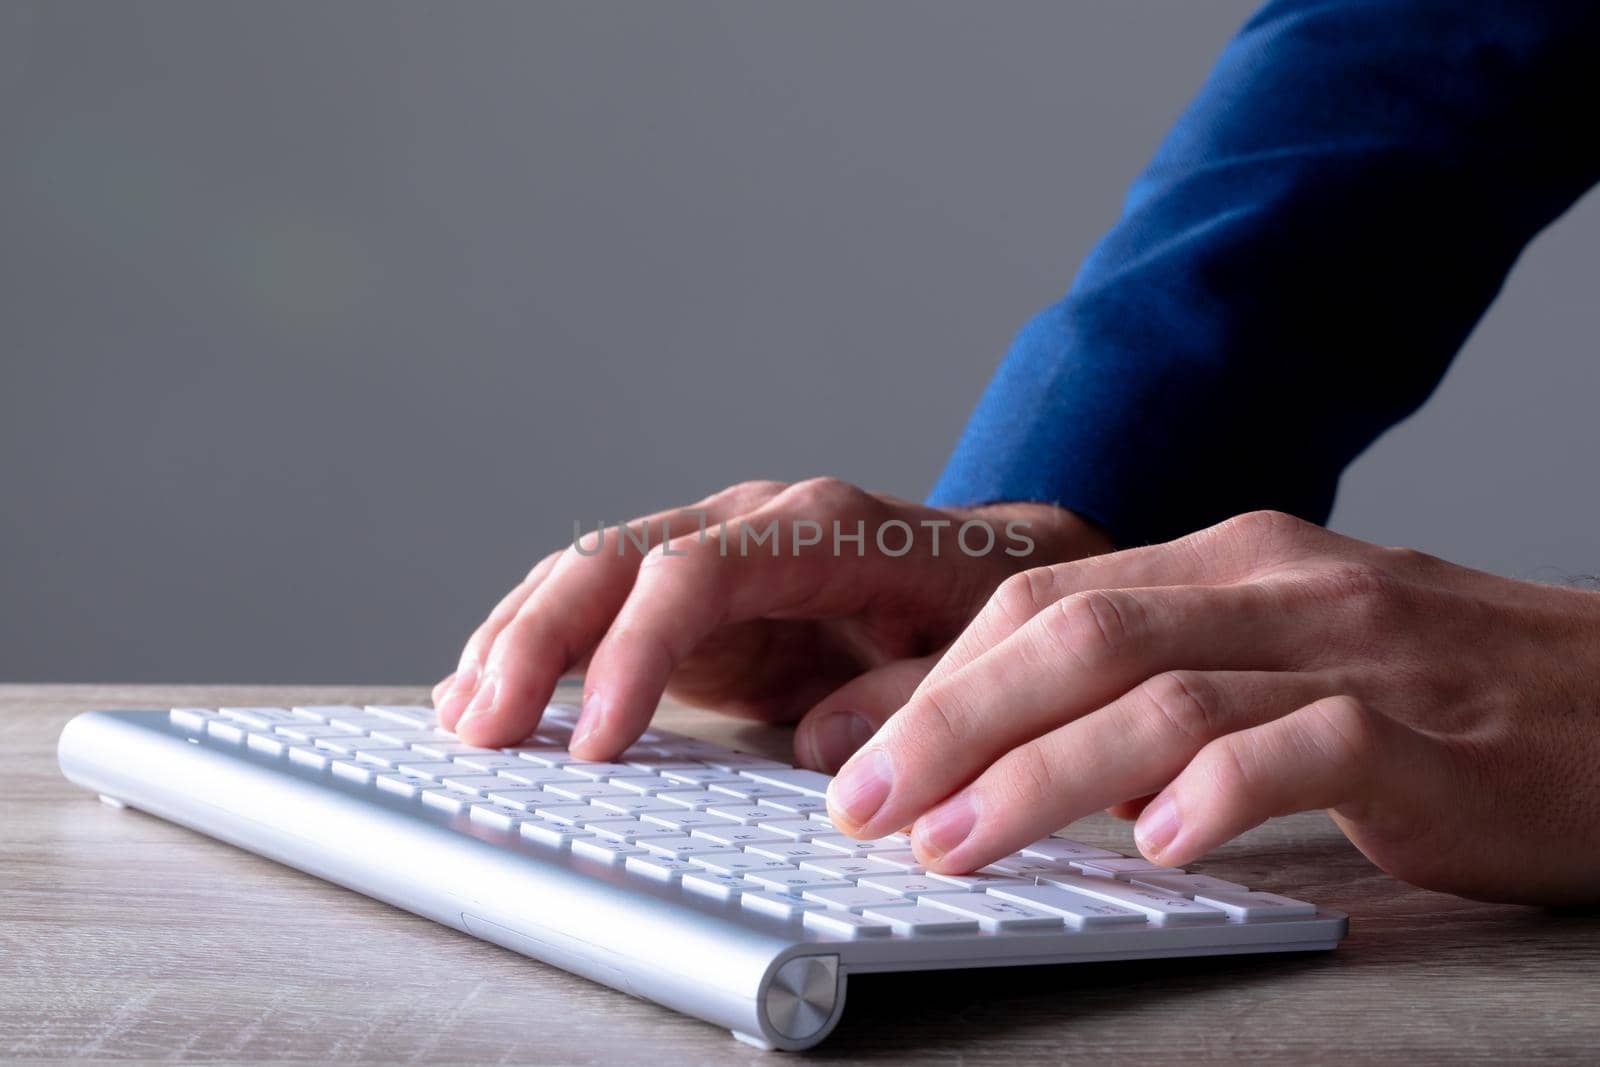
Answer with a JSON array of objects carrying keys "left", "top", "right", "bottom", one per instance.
[
  {"left": 452, "top": 480, "right": 787, "bottom": 745},
  {"left": 1134, "top": 694, "right": 1408, "bottom": 867},
  {"left": 573, "top": 480, "right": 996, "bottom": 758},
  {"left": 431, "top": 672, "right": 456, "bottom": 706},
  {"left": 903, "top": 670, "right": 1332, "bottom": 872},
  {"left": 828, "top": 582, "right": 1314, "bottom": 838},
  {"left": 436, "top": 551, "right": 563, "bottom": 727},
  {"left": 925, "top": 510, "right": 1329, "bottom": 689},
  {"left": 793, "top": 655, "right": 939, "bottom": 773}
]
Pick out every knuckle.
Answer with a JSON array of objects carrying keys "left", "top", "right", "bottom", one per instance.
[
  {"left": 1297, "top": 561, "right": 1405, "bottom": 626},
  {"left": 995, "top": 742, "right": 1061, "bottom": 809},
  {"left": 1307, "top": 695, "right": 1376, "bottom": 768},
  {"left": 718, "top": 479, "right": 789, "bottom": 509},
  {"left": 1040, "top": 589, "right": 1132, "bottom": 669},
  {"left": 1140, "top": 670, "right": 1221, "bottom": 743},
  {"left": 779, "top": 476, "right": 860, "bottom": 514},
  {"left": 1207, "top": 509, "right": 1316, "bottom": 562},
  {"left": 989, "top": 568, "right": 1055, "bottom": 627},
  {"left": 1196, "top": 735, "right": 1262, "bottom": 813},
  {"left": 895, "top": 684, "right": 969, "bottom": 761}
]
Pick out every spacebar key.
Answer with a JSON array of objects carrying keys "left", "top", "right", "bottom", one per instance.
[{"left": 735, "top": 767, "right": 832, "bottom": 798}]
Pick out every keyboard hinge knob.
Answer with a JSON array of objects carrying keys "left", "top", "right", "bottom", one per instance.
[{"left": 761, "top": 954, "right": 841, "bottom": 1044}]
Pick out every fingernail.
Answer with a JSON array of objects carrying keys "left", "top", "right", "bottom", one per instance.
[
  {"left": 456, "top": 674, "right": 499, "bottom": 728},
  {"left": 914, "top": 791, "right": 977, "bottom": 861},
  {"left": 827, "top": 746, "right": 893, "bottom": 832},
  {"left": 810, "top": 711, "right": 875, "bottom": 773},
  {"left": 1135, "top": 794, "right": 1181, "bottom": 859},
  {"left": 570, "top": 693, "right": 605, "bottom": 752},
  {"left": 438, "top": 662, "right": 480, "bottom": 717}
]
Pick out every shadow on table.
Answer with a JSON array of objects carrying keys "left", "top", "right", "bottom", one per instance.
[{"left": 810, "top": 950, "right": 1328, "bottom": 1059}]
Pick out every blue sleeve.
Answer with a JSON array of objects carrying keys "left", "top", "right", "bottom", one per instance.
[{"left": 927, "top": 0, "right": 1600, "bottom": 547}]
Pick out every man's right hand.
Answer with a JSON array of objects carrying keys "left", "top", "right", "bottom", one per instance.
[{"left": 431, "top": 478, "right": 1111, "bottom": 771}]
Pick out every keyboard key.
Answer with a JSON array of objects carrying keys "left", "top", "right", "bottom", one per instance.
[
  {"left": 485, "top": 787, "right": 562, "bottom": 810},
  {"left": 1019, "top": 838, "right": 1122, "bottom": 863},
  {"left": 246, "top": 732, "right": 290, "bottom": 757},
  {"left": 699, "top": 753, "right": 791, "bottom": 772},
  {"left": 681, "top": 871, "right": 750, "bottom": 901},
  {"left": 219, "top": 707, "right": 300, "bottom": 729},
  {"left": 743, "top": 870, "right": 853, "bottom": 894},
  {"left": 274, "top": 723, "right": 361, "bottom": 743},
  {"left": 421, "top": 789, "right": 475, "bottom": 815},
  {"left": 985, "top": 884, "right": 1147, "bottom": 928},
  {"left": 533, "top": 804, "right": 594, "bottom": 825},
  {"left": 586, "top": 819, "right": 684, "bottom": 843},
  {"left": 375, "top": 772, "right": 435, "bottom": 798},
  {"left": 809, "top": 834, "right": 910, "bottom": 857},
  {"left": 353, "top": 748, "right": 420, "bottom": 767},
  {"left": 322, "top": 711, "right": 396, "bottom": 733},
  {"left": 445, "top": 773, "right": 518, "bottom": 794},
  {"left": 1070, "top": 857, "right": 1186, "bottom": 880},
  {"left": 757, "top": 819, "right": 821, "bottom": 840},
  {"left": 803, "top": 910, "right": 893, "bottom": 939},
  {"left": 762, "top": 794, "right": 830, "bottom": 816},
  {"left": 393, "top": 761, "right": 461, "bottom": 780},
  {"left": 801, "top": 885, "right": 905, "bottom": 911},
  {"left": 206, "top": 720, "right": 248, "bottom": 744},
  {"left": 562, "top": 762, "right": 642, "bottom": 781},
  {"left": 659, "top": 768, "right": 744, "bottom": 787},
  {"left": 609, "top": 776, "right": 671, "bottom": 795},
  {"left": 571, "top": 837, "right": 642, "bottom": 863},
  {"left": 625, "top": 855, "right": 699, "bottom": 882},
  {"left": 742, "top": 842, "right": 838, "bottom": 863},
  {"left": 1128, "top": 873, "right": 1251, "bottom": 898},
  {"left": 856, "top": 874, "right": 947, "bottom": 898},
  {"left": 545, "top": 781, "right": 632, "bottom": 801},
  {"left": 734, "top": 767, "right": 833, "bottom": 798},
  {"left": 859, "top": 903, "right": 980, "bottom": 934},
  {"left": 797, "top": 856, "right": 896, "bottom": 880},
  {"left": 641, "top": 810, "right": 737, "bottom": 832},
  {"left": 414, "top": 742, "right": 493, "bottom": 761},
  {"left": 169, "top": 708, "right": 216, "bottom": 732},
  {"left": 287, "top": 745, "right": 331, "bottom": 770},
  {"left": 311, "top": 735, "right": 365, "bottom": 757},
  {"left": 920, "top": 892, "right": 1063, "bottom": 931},
  {"left": 923, "top": 871, "right": 1029, "bottom": 891},
  {"left": 367, "top": 727, "right": 448, "bottom": 748},
  {"left": 518, "top": 816, "right": 592, "bottom": 847},
  {"left": 866, "top": 851, "right": 925, "bottom": 872},
  {"left": 469, "top": 803, "right": 529, "bottom": 830},
  {"left": 689, "top": 854, "right": 796, "bottom": 877},
  {"left": 495, "top": 766, "right": 575, "bottom": 786},
  {"left": 706, "top": 781, "right": 804, "bottom": 801},
  {"left": 984, "top": 856, "right": 1079, "bottom": 879},
  {"left": 589, "top": 796, "right": 684, "bottom": 816},
  {"left": 330, "top": 759, "right": 376, "bottom": 785},
  {"left": 640, "top": 838, "right": 735, "bottom": 860},
  {"left": 1034, "top": 874, "right": 1227, "bottom": 925},
  {"left": 510, "top": 746, "right": 581, "bottom": 767},
  {"left": 704, "top": 805, "right": 789, "bottom": 825},
  {"left": 690, "top": 825, "right": 788, "bottom": 847},
  {"left": 652, "top": 790, "right": 715, "bottom": 809},
  {"left": 741, "top": 891, "right": 822, "bottom": 920},
  {"left": 1192, "top": 890, "right": 1317, "bottom": 921},
  {"left": 365, "top": 704, "right": 438, "bottom": 726}
]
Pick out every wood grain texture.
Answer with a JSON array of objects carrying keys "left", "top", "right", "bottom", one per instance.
[{"left": 4, "top": 684, "right": 1598, "bottom": 1063}]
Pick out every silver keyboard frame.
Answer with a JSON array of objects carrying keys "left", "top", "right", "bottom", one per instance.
[{"left": 59, "top": 709, "right": 1347, "bottom": 1050}]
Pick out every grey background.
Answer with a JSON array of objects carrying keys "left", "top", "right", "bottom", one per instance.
[{"left": 3, "top": 1, "right": 1597, "bottom": 684}]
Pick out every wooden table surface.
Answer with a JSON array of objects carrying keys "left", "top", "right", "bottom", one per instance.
[{"left": 5, "top": 684, "right": 1598, "bottom": 1063}]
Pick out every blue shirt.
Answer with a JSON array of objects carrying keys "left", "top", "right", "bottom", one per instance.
[{"left": 928, "top": 0, "right": 1600, "bottom": 547}]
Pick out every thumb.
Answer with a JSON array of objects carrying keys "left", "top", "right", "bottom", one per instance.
[{"left": 794, "top": 655, "right": 939, "bottom": 773}]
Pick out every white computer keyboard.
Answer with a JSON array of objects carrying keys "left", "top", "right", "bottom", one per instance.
[{"left": 59, "top": 699, "right": 1347, "bottom": 1049}]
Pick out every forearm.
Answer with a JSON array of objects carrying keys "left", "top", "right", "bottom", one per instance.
[{"left": 931, "top": 0, "right": 1600, "bottom": 546}]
